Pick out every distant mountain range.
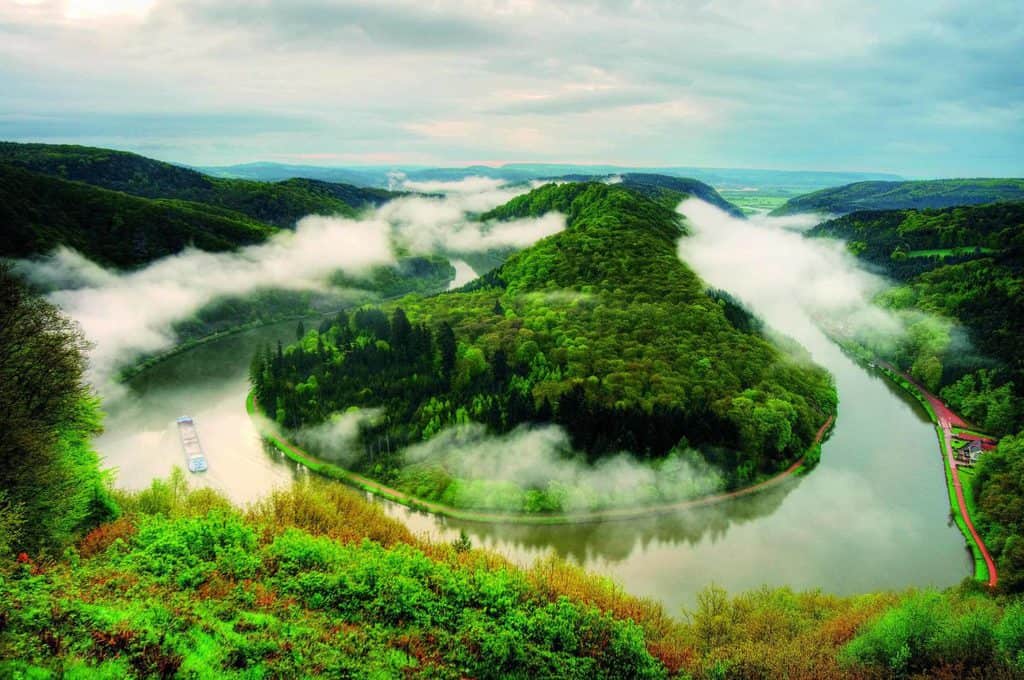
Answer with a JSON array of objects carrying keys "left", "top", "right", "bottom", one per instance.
[
  {"left": 0, "top": 142, "right": 747, "bottom": 267},
  {"left": 0, "top": 142, "right": 401, "bottom": 267},
  {"left": 772, "top": 178, "right": 1024, "bottom": 216},
  {"left": 199, "top": 160, "right": 902, "bottom": 194},
  {"left": 0, "top": 142, "right": 397, "bottom": 229}
]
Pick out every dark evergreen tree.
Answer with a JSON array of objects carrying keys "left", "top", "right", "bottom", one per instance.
[{"left": 437, "top": 322, "right": 457, "bottom": 379}]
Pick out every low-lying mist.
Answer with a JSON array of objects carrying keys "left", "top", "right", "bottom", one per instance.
[
  {"left": 12, "top": 177, "right": 563, "bottom": 393},
  {"left": 399, "top": 423, "right": 724, "bottom": 513},
  {"left": 676, "top": 198, "right": 903, "bottom": 345}
]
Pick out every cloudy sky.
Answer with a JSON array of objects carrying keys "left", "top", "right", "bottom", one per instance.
[{"left": 1, "top": 0, "right": 1021, "bottom": 176}]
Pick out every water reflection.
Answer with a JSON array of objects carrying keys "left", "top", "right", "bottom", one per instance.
[{"left": 96, "top": 317, "right": 971, "bottom": 613}]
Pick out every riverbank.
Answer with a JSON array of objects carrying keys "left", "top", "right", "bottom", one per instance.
[
  {"left": 117, "top": 314, "right": 320, "bottom": 383},
  {"left": 830, "top": 336, "right": 997, "bottom": 587},
  {"left": 247, "top": 390, "right": 834, "bottom": 525}
]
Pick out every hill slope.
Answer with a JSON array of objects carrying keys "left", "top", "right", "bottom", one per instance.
[
  {"left": 0, "top": 163, "right": 277, "bottom": 268},
  {"left": 806, "top": 201, "right": 1024, "bottom": 279},
  {"left": 0, "top": 142, "right": 396, "bottom": 228},
  {"left": 554, "top": 173, "right": 744, "bottom": 217},
  {"left": 772, "top": 178, "right": 1024, "bottom": 216},
  {"left": 253, "top": 182, "right": 836, "bottom": 513}
]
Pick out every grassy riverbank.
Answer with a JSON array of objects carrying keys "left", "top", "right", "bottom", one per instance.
[{"left": 246, "top": 391, "right": 832, "bottom": 525}]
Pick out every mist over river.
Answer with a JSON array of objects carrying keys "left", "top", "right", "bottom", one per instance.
[{"left": 94, "top": 205, "right": 970, "bottom": 614}]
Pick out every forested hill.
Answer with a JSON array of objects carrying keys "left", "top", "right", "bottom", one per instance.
[
  {"left": 772, "top": 178, "right": 1024, "bottom": 216},
  {"left": 0, "top": 163, "right": 276, "bottom": 268},
  {"left": 806, "top": 201, "right": 1024, "bottom": 280},
  {"left": 253, "top": 182, "right": 837, "bottom": 512},
  {"left": 0, "top": 142, "right": 396, "bottom": 228},
  {"left": 552, "top": 173, "right": 744, "bottom": 217}
]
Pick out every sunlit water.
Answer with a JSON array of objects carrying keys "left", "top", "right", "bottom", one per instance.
[
  {"left": 96, "top": 314, "right": 969, "bottom": 614},
  {"left": 447, "top": 259, "right": 479, "bottom": 290}
]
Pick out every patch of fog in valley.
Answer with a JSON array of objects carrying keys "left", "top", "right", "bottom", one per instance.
[
  {"left": 676, "top": 198, "right": 903, "bottom": 352},
  {"left": 12, "top": 177, "right": 564, "bottom": 395}
]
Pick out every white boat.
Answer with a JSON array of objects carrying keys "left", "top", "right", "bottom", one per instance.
[{"left": 176, "top": 416, "right": 208, "bottom": 472}]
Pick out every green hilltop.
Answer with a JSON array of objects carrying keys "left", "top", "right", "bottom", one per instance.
[
  {"left": 0, "top": 142, "right": 396, "bottom": 228},
  {"left": 253, "top": 181, "right": 837, "bottom": 513},
  {"left": 772, "top": 178, "right": 1024, "bottom": 216},
  {"left": 0, "top": 163, "right": 277, "bottom": 268}
]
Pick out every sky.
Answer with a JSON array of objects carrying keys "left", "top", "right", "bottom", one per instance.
[{"left": 1, "top": 0, "right": 1021, "bottom": 176}]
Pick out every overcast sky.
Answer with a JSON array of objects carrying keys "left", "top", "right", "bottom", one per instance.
[{"left": 1, "top": 0, "right": 1021, "bottom": 176}]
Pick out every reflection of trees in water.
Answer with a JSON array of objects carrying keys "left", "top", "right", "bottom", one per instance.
[
  {"left": 258, "top": 439, "right": 311, "bottom": 483},
  {"left": 446, "top": 475, "right": 801, "bottom": 564},
  {"left": 125, "top": 320, "right": 309, "bottom": 391}
]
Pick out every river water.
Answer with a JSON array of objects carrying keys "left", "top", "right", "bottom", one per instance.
[{"left": 96, "top": 310, "right": 970, "bottom": 613}]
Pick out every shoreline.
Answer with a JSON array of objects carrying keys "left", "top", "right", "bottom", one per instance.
[
  {"left": 247, "top": 390, "right": 834, "bottom": 526},
  {"left": 116, "top": 314, "right": 321, "bottom": 383},
  {"left": 829, "top": 336, "right": 997, "bottom": 587}
]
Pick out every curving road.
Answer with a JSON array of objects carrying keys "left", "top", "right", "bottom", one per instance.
[{"left": 881, "top": 362, "right": 998, "bottom": 588}]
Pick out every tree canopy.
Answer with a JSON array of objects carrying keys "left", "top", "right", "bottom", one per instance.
[{"left": 252, "top": 182, "right": 836, "bottom": 512}]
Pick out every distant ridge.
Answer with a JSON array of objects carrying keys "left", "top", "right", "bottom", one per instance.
[
  {"left": 0, "top": 142, "right": 397, "bottom": 228},
  {"left": 772, "top": 178, "right": 1024, "bottom": 216},
  {"left": 200, "top": 160, "right": 901, "bottom": 193}
]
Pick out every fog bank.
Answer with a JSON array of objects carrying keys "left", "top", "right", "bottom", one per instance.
[
  {"left": 402, "top": 424, "right": 723, "bottom": 512},
  {"left": 677, "top": 198, "right": 902, "bottom": 342},
  {"left": 13, "top": 177, "right": 562, "bottom": 393}
]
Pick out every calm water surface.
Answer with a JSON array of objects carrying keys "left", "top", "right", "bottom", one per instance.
[{"left": 97, "top": 316, "right": 969, "bottom": 614}]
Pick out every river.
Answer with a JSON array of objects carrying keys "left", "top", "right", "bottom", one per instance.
[{"left": 95, "top": 310, "right": 970, "bottom": 614}]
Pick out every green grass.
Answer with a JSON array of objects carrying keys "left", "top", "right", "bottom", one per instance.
[
  {"left": 717, "top": 190, "right": 791, "bottom": 216},
  {"left": 952, "top": 426, "right": 991, "bottom": 438}
]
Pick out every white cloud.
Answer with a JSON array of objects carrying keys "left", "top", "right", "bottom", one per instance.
[
  {"left": 13, "top": 179, "right": 563, "bottom": 392},
  {"left": 676, "top": 198, "right": 902, "bottom": 341}
]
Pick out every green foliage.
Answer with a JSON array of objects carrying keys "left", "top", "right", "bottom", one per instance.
[
  {"left": 839, "top": 590, "right": 1009, "bottom": 676},
  {"left": 0, "top": 163, "right": 276, "bottom": 268},
  {"left": 126, "top": 511, "right": 260, "bottom": 587},
  {"left": 253, "top": 183, "right": 836, "bottom": 512},
  {"left": 0, "top": 141, "right": 396, "bottom": 230},
  {"left": 775, "top": 179, "right": 1024, "bottom": 216},
  {"left": 942, "top": 370, "right": 1021, "bottom": 435},
  {"left": 0, "top": 265, "right": 118, "bottom": 554},
  {"left": 975, "top": 434, "right": 1024, "bottom": 593},
  {"left": 0, "top": 483, "right": 667, "bottom": 679},
  {"left": 807, "top": 200, "right": 1024, "bottom": 281}
]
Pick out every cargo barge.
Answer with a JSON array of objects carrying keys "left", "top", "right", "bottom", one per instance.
[{"left": 176, "top": 416, "right": 208, "bottom": 472}]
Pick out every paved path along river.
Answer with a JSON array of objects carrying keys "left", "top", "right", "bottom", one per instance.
[{"left": 880, "top": 362, "right": 998, "bottom": 588}]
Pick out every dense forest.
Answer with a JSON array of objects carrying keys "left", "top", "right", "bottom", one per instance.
[
  {"left": 810, "top": 201, "right": 1024, "bottom": 593},
  {"left": 553, "top": 173, "right": 745, "bottom": 216},
  {"left": 252, "top": 182, "right": 836, "bottom": 513},
  {"left": 0, "top": 163, "right": 278, "bottom": 268},
  {"left": 773, "top": 178, "right": 1024, "bottom": 216},
  {"left": 0, "top": 264, "right": 119, "bottom": 554},
  {"left": 0, "top": 142, "right": 396, "bottom": 229},
  {"left": 0, "top": 269, "right": 1021, "bottom": 677}
]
